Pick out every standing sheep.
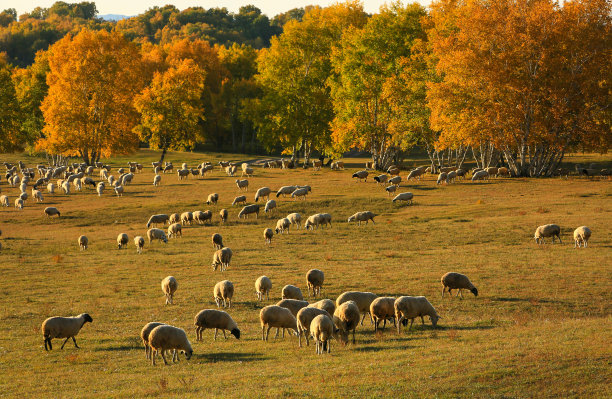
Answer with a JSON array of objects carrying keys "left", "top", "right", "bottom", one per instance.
[
  {"left": 370, "top": 297, "right": 396, "bottom": 332},
  {"left": 392, "top": 192, "right": 413, "bottom": 204},
  {"left": 333, "top": 301, "right": 360, "bottom": 344},
  {"left": 264, "top": 228, "right": 274, "bottom": 244},
  {"left": 212, "top": 233, "right": 224, "bottom": 249},
  {"left": 207, "top": 193, "right": 219, "bottom": 205},
  {"left": 32, "top": 189, "right": 43, "bottom": 202},
  {"left": 78, "top": 235, "right": 88, "bottom": 250},
  {"left": 347, "top": 211, "right": 375, "bottom": 226},
  {"left": 311, "top": 314, "right": 337, "bottom": 354},
  {"left": 573, "top": 226, "right": 592, "bottom": 248},
  {"left": 219, "top": 209, "right": 228, "bottom": 223},
  {"left": 306, "top": 269, "right": 324, "bottom": 298},
  {"left": 441, "top": 272, "right": 478, "bottom": 298},
  {"left": 153, "top": 174, "right": 161, "bottom": 186},
  {"left": 212, "top": 247, "right": 233, "bottom": 271},
  {"left": 308, "top": 299, "right": 336, "bottom": 316},
  {"left": 260, "top": 305, "right": 298, "bottom": 341},
  {"left": 141, "top": 322, "right": 165, "bottom": 359},
  {"left": 255, "top": 276, "right": 272, "bottom": 301},
  {"left": 44, "top": 207, "right": 61, "bottom": 218},
  {"left": 146, "top": 214, "right": 169, "bottom": 228},
  {"left": 352, "top": 170, "right": 368, "bottom": 182},
  {"left": 255, "top": 187, "right": 272, "bottom": 202},
  {"left": 286, "top": 213, "right": 302, "bottom": 229},
  {"left": 96, "top": 182, "right": 105, "bottom": 196},
  {"left": 117, "top": 233, "right": 129, "bottom": 249},
  {"left": 168, "top": 223, "right": 182, "bottom": 238},
  {"left": 213, "top": 280, "right": 234, "bottom": 308},
  {"left": 282, "top": 284, "right": 304, "bottom": 300},
  {"left": 148, "top": 325, "right": 193, "bottom": 365},
  {"left": 291, "top": 187, "right": 309, "bottom": 200},
  {"left": 161, "top": 276, "right": 178, "bottom": 305},
  {"left": 235, "top": 179, "right": 249, "bottom": 191},
  {"left": 471, "top": 170, "right": 489, "bottom": 182},
  {"left": 534, "top": 224, "right": 562, "bottom": 245},
  {"left": 147, "top": 228, "right": 168, "bottom": 244},
  {"left": 264, "top": 199, "right": 276, "bottom": 215},
  {"left": 276, "top": 185, "right": 298, "bottom": 198},
  {"left": 180, "top": 211, "right": 193, "bottom": 226},
  {"left": 232, "top": 195, "right": 247, "bottom": 206},
  {"left": 238, "top": 204, "right": 260, "bottom": 219},
  {"left": 134, "top": 236, "right": 145, "bottom": 254},
  {"left": 275, "top": 218, "right": 291, "bottom": 234},
  {"left": 276, "top": 299, "right": 310, "bottom": 317},
  {"left": 297, "top": 307, "right": 332, "bottom": 347},
  {"left": 41, "top": 313, "right": 93, "bottom": 350},
  {"left": 336, "top": 291, "right": 378, "bottom": 325},
  {"left": 194, "top": 309, "right": 240, "bottom": 341},
  {"left": 395, "top": 296, "right": 441, "bottom": 332},
  {"left": 14, "top": 198, "right": 23, "bottom": 210}
]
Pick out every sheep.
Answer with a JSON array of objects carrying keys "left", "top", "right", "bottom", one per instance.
[
  {"left": 134, "top": 236, "right": 145, "bottom": 254},
  {"left": 147, "top": 228, "right": 168, "bottom": 244},
  {"left": 306, "top": 269, "right": 324, "bottom": 298},
  {"left": 96, "top": 182, "right": 105, "bottom": 196},
  {"left": 153, "top": 174, "right": 161, "bottom": 186},
  {"left": 44, "top": 207, "right": 61, "bottom": 218},
  {"left": 194, "top": 309, "right": 240, "bottom": 341},
  {"left": 309, "top": 299, "right": 336, "bottom": 316},
  {"left": 485, "top": 167, "right": 498, "bottom": 176},
  {"left": 472, "top": 170, "right": 489, "bottom": 182},
  {"left": 291, "top": 187, "right": 309, "bottom": 200},
  {"left": 180, "top": 211, "right": 193, "bottom": 226},
  {"left": 148, "top": 325, "right": 193, "bottom": 365},
  {"left": 212, "top": 233, "right": 224, "bottom": 249},
  {"left": 264, "top": 199, "right": 276, "bottom": 215},
  {"left": 219, "top": 209, "right": 228, "bottom": 223},
  {"left": 441, "top": 272, "right": 478, "bottom": 298},
  {"left": 370, "top": 297, "right": 396, "bottom": 332},
  {"left": 352, "top": 170, "right": 368, "bottom": 182},
  {"left": 78, "top": 235, "right": 88, "bottom": 250},
  {"left": 19, "top": 182, "right": 27, "bottom": 193},
  {"left": 146, "top": 214, "right": 169, "bottom": 228},
  {"left": 387, "top": 166, "right": 400, "bottom": 176},
  {"left": 255, "top": 276, "right": 272, "bottom": 301},
  {"left": 32, "top": 189, "right": 43, "bottom": 202},
  {"left": 336, "top": 291, "right": 378, "bottom": 325},
  {"left": 385, "top": 185, "right": 397, "bottom": 196},
  {"left": 238, "top": 204, "right": 260, "bottom": 219},
  {"left": 211, "top": 247, "right": 232, "bottom": 271},
  {"left": 168, "top": 223, "right": 182, "bottom": 239},
  {"left": 392, "top": 192, "right": 413, "bottom": 204},
  {"left": 437, "top": 172, "right": 448, "bottom": 185},
  {"left": 286, "top": 213, "right": 302, "bottom": 229},
  {"left": 41, "top": 313, "right": 93, "bottom": 351},
  {"left": 177, "top": 169, "right": 190, "bottom": 180},
  {"left": 297, "top": 307, "right": 332, "bottom": 347},
  {"left": 497, "top": 167, "right": 510, "bottom": 177},
  {"left": 455, "top": 169, "right": 466, "bottom": 180},
  {"left": 117, "top": 233, "right": 129, "bottom": 249},
  {"left": 282, "top": 284, "right": 304, "bottom": 300},
  {"left": 255, "top": 187, "right": 271, "bottom": 202},
  {"left": 333, "top": 300, "right": 360, "bottom": 344},
  {"left": 310, "top": 315, "right": 337, "bottom": 354},
  {"left": 276, "top": 299, "right": 310, "bottom": 318},
  {"left": 114, "top": 185, "right": 124, "bottom": 197},
  {"left": 275, "top": 218, "right": 291, "bottom": 234},
  {"left": 140, "top": 322, "right": 165, "bottom": 359},
  {"left": 264, "top": 228, "right": 274, "bottom": 244},
  {"left": 46, "top": 183, "right": 56, "bottom": 194},
  {"left": 232, "top": 195, "right": 247, "bottom": 206},
  {"left": 385, "top": 176, "right": 400, "bottom": 187},
  {"left": 374, "top": 174, "right": 389, "bottom": 184},
  {"left": 1, "top": 195, "right": 9, "bottom": 207},
  {"left": 14, "top": 198, "right": 24, "bottom": 210},
  {"left": 573, "top": 226, "right": 592, "bottom": 248},
  {"left": 276, "top": 185, "right": 298, "bottom": 198},
  {"left": 330, "top": 161, "right": 344, "bottom": 170},
  {"left": 241, "top": 166, "right": 254, "bottom": 177},
  {"left": 446, "top": 170, "right": 457, "bottom": 183},
  {"left": 534, "top": 224, "right": 562, "bottom": 245},
  {"left": 161, "top": 276, "right": 178, "bottom": 305},
  {"left": 193, "top": 210, "right": 212, "bottom": 224},
  {"left": 107, "top": 175, "right": 115, "bottom": 186},
  {"left": 213, "top": 280, "right": 234, "bottom": 308},
  {"left": 100, "top": 169, "right": 109, "bottom": 180},
  {"left": 236, "top": 179, "right": 249, "bottom": 191},
  {"left": 206, "top": 193, "right": 219, "bottom": 205},
  {"left": 225, "top": 165, "right": 237, "bottom": 176},
  {"left": 395, "top": 296, "right": 441, "bottom": 332},
  {"left": 260, "top": 305, "right": 298, "bottom": 341},
  {"left": 406, "top": 168, "right": 426, "bottom": 181},
  {"left": 348, "top": 211, "right": 375, "bottom": 226},
  {"left": 365, "top": 161, "right": 374, "bottom": 169}
]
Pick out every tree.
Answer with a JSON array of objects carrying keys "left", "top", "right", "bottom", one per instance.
[
  {"left": 38, "top": 29, "right": 144, "bottom": 164},
  {"left": 134, "top": 59, "right": 206, "bottom": 162},
  {"left": 0, "top": 57, "right": 24, "bottom": 152}
]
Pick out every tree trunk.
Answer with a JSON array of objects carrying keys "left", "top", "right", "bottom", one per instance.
[{"left": 159, "top": 146, "right": 167, "bottom": 163}]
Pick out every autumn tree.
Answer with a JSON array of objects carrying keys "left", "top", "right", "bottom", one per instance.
[
  {"left": 38, "top": 29, "right": 144, "bottom": 164},
  {"left": 0, "top": 56, "right": 24, "bottom": 152}
]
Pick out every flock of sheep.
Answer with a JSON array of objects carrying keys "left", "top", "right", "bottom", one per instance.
[{"left": 0, "top": 157, "right": 597, "bottom": 365}]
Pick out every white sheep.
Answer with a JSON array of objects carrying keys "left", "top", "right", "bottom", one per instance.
[
  {"left": 373, "top": 174, "right": 388, "bottom": 184},
  {"left": 141, "top": 322, "right": 165, "bottom": 359},
  {"left": 168, "top": 213, "right": 180, "bottom": 225},
  {"left": 395, "top": 296, "right": 441, "bottom": 332},
  {"left": 291, "top": 187, "right": 309, "bottom": 200},
  {"left": 78, "top": 235, "right": 88, "bottom": 250},
  {"left": 352, "top": 170, "right": 368, "bottom": 182},
  {"left": 161, "top": 276, "right": 178, "bottom": 305},
  {"left": 148, "top": 325, "right": 193, "bottom": 365},
  {"left": 304, "top": 213, "right": 332, "bottom": 230},
  {"left": 214, "top": 280, "right": 234, "bottom": 308},
  {"left": 471, "top": 170, "right": 489, "bottom": 182},
  {"left": 392, "top": 192, "right": 413, "bottom": 204},
  {"left": 296, "top": 307, "right": 332, "bottom": 347},
  {"left": 255, "top": 187, "right": 271, "bottom": 202},
  {"left": 193, "top": 210, "right": 212, "bottom": 224},
  {"left": 241, "top": 166, "right": 254, "bottom": 177},
  {"left": 260, "top": 305, "right": 298, "bottom": 341},
  {"left": 308, "top": 299, "right": 336, "bottom": 316},
  {"left": 336, "top": 291, "right": 378, "bottom": 325},
  {"left": 264, "top": 199, "right": 276, "bottom": 215},
  {"left": 286, "top": 213, "right": 302, "bottom": 229},
  {"left": 206, "top": 193, "right": 219, "bottom": 205},
  {"left": 276, "top": 299, "right": 310, "bottom": 317},
  {"left": 388, "top": 176, "right": 401, "bottom": 186},
  {"left": 534, "top": 224, "right": 562, "bottom": 245},
  {"left": 276, "top": 185, "right": 297, "bottom": 198},
  {"left": 436, "top": 172, "right": 447, "bottom": 185},
  {"left": 255, "top": 276, "right": 272, "bottom": 301},
  {"left": 330, "top": 161, "right": 344, "bottom": 170},
  {"left": 212, "top": 233, "right": 224, "bottom": 249},
  {"left": 370, "top": 297, "right": 396, "bottom": 332},
  {"left": 168, "top": 223, "right": 182, "bottom": 238},
  {"left": 310, "top": 314, "right": 337, "bottom": 354},
  {"left": 333, "top": 300, "right": 360, "bottom": 344},
  {"left": 194, "top": 309, "right": 240, "bottom": 341},
  {"left": 117, "top": 233, "right": 129, "bottom": 249},
  {"left": 147, "top": 228, "right": 168, "bottom": 244},
  {"left": 212, "top": 247, "right": 232, "bottom": 271},
  {"left": 264, "top": 228, "right": 274, "bottom": 244},
  {"left": 114, "top": 185, "right": 124, "bottom": 197},
  {"left": 134, "top": 236, "right": 145, "bottom": 254},
  {"left": 232, "top": 195, "right": 247, "bottom": 206},
  {"left": 385, "top": 185, "right": 397, "bottom": 196},
  {"left": 44, "top": 207, "right": 61, "bottom": 218},
  {"left": 238, "top": 204, "right": 259, "bottom": 219},
  {"left": 441, "top": 272, "right": 478, "bottom": 298},
  {"left": 180, "top": 211, "right": 193, "bottom": 226},
  {"left": 14, "top": 198, "right": 23, "bottom": 210},
  {"left": 236, "top": 179, "right": 249, "bottom": 191},
  {"left": 573, "top": 226, "right": 592, "bottom": 248},
  {"left": 41, "top": 313, "right": 93, "bottom": 350},
  {"left": 219, "top": 208, "right": 228, "bottom": 223},
  {"left": 282, "top": 284, "right": 303, "bottom": 300},
  {"left": 96, "top": 182, "right": 104, "bottom": 196},
  {"left": 46, "top": 183, "right": 56, "bottom": 194},
  {"left": 0, "top": 195, "right": 8, "bottom": 207},
  {"left": 348, "top": 211, "right": 375, "bottom": 226},
  {"left": 146, "top": 214, "right": 169, "bottom": 228},
  {"left": 153, "top": 174, "right": 161, "bottom": 186},
  {"left": 32, "top": 189, "right": 43, "bottom": 202},
  {"left": 275, "top": 218, "right": 290, "bottom": 234},
  {"left": 306, "top": 269, "right": 324, "bottom": 298}
]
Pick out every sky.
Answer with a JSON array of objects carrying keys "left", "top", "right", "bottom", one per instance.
[{"left": 4, "top": 0, "right": 432, "bottom": 18}]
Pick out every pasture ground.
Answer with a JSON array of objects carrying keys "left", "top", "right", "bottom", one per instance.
[{"left": 0, "top": 150, "right": 610, "bottom": 398}]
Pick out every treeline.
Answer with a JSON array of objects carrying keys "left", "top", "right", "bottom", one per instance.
[{"left": 0, "top": 0, "right": 610, "bottom": 176}]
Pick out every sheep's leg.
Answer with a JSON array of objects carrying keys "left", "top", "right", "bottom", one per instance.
[
  {"left": 298, "top": 330, "right": 302, "bottom": 347},
  {"left": 420, "top": 316, "right": 425, "bottom": 326},
  {"left": 352, "top": 328, "right": 356, "bottom": 344},
  {"left": 261, "top": 326, "right": 266, "bottom": 341},
  {"left": 161, "top": 351, "right": 169, "bottom": 365},
  {"left": 223, "top": 330, "right": 227, "bottom": 339},
  {"left": 360, "top": 312, "right": 367, "bottom": 325},
  {"left": 382, "top": 319, "right": 386, "bottom": 331},
  {"left": 60, "top": 337, "right": 71, "bottom": 349},
  {"left": 459, "top": 289, "right": 463, "bottom": 299},
  {"left": 409, "top": 319, "right": 414, "bottom": 330},
  {"left": 266, "top": 326, "right": 272, "bottom": 341},
  {"left": 72, "top": 337, "right": 79, "bottom": 348},
  {"left": 214, "top": 328, "right": 218, "bottom": 341},
  {"left": 441, "top": 286, "right": 446, "bottom": 298},
  {"left": 44, "top": 338, "right": 51, "bottom": 351},
  {"left": 151, "top": 349, "right": 156, "bottom": 365}
]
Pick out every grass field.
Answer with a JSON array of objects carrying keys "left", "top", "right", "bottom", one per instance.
[{"left": 0, "top": 149, "right": 610, "bottom": 398}]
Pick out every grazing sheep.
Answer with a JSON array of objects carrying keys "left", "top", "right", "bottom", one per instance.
[
  {"left": 146, "top": 214, "right": 169, "bottom": 228},
  {"left": 14, "top": 198, "right": 23, "bottom": 210},
  {"left": 456, "top": 169, "right": 466, "bottom": 179},
  {"left": 141, "top": 322, "right": 165, "bottom": 359},
  {"left": 114, "top": 185, "right": 124, "bottom": 196},
  {"left": 161, "top": 276, "right": 178, "bottom": 305},
  {"left": 148, "top": 325, "right": 193, "bottom": 365},
  {"left": 291, "top": 187, "right": 309, "bottom": 200},
  {"left": 177, "top": 169, "right": 190, "bottom": 180},
  {"left": 213, "top": 280, "right": 234, "bottom": 308},
  {"left": 471, "top": 170, "right": 489, "bottom": 182},
  {"left": 395, "top": 296, "right": 441, "bottom": 332},
  {"left": 441, "top": 272, "right": 478, "bottom": 298},
  {"left": 134, "top": 236, "right": 145, "bottom": 253},
  {"left": 348, "top": 211, "right": 375, "bottom": 226},
  {"left": 47, "top": 183, "right": 56, "bottom": 194},
  {"left": 388, "top": 176, "right": 401, "bottom": 187},
  {"left": 297, "top": 307, "right": 332, "bottom": 347},
  {"left": 2, "top": 195, "right": 11, "bottom": 206},
  {"left": 260, "top": 305, "right": 298, "bottom": 341},
  {"left": 387, "top": 166, "right": 400, "bottom": 176},
  {"left": 232, "top": 195, "right": 247, "bottom": 206},
  {"left": 330, "top": 161, "right": 344, "bottom": 170},
  {"left": 436, "top": 172, "right": 448, "bottom": 185},
  {"left": 238, "top": 204, "right": 260, "bottom": 219},
  {"left": 306, "top": 269, "right": 324, "bottom": 298},
  {"left": 304, "top": 213, "right": 332, "bottom": 230},
  {"left": 168, "top": 223, "right": 182, "bottom": 238},
  {"left": 41, "top": 313, "right": 93, "bottom": 350},
  {"left": 352, "top": 170, "right": 368, "bottom": 182},
  {"left": 211, "top": 247, "right": 233, "bottom": 271},
  {"left": 236, "top": 179, "right": 249, "bottom": 191},
  {"left": 446, "top": 170, "right": 457, "bottom": 183},
  {"left": 219, "top": 209, "right": 228, "bottom": 223},
  {"left": 168, "top": 213, "right": 180, "bottom": 225},
  {"left": 241, "top": 166, "right": 254, "bottom": 177},
  {"left": 406, "top": 168, "right": 426, "bottom": 181},
  {"left": 392, "top": 192, "right": 413, "bottom": 204},
  {"left": 374, "top": 174, "right": 389, "bottom": 184},
  {"left": 96, "top": 182, "right": 105, "bottom": 196},
  {"left": 573, "top": 226, "right": 592, "bottom": 248},
  {"left": 264, "top": 228, "right": 274, "bottom": 244},
  {"left": 44, "top": 207, "right": 60, "bottom": 218},
  {"left": 485, "top": 167, "right": 498, "bottom": 176},
  {"left": 255, "top": 276, "right": 272, "bottom": 301},
  {"left": 194, "top": 309, "right": 240, "bottom": 341},
  {"left": 78, "top": 235, "right": 88, "bottom": 250},
  {"left": 385, "top": 185, "right": 398, "bottom": 196},
  {"left": 206, "top": 193, "right": 219, "bottom": 205},
  {"left": 286, "top": 213, "right": 302, "bottom": 229},
  {"left": 336, "top": 291, "right": 378, "bottom": 325},
  {"left": 370, "top": 297, "right": 396, "bottom": 332},
  {"left": 153, "top": 174, "right": 161, "bottom": 186},
  {"left": 496, "top": 167, "right": 510, "bottom": 177},
  {"left": 255, "top": 187, "right": 272, "bottom": 203},
  {"left": 311, "top": 314, "right": 337, "bottom": 354},
  {"left": 117, "top": 233, "right": 129, "bottom": 249},
  {"left": 309, "top": 299, "right": 336, "bottom": 316},
  {"left": 312, "top": 159, "right": 322, "bottom": 170},
  {"left": 534, "top": 224, "right": 562, "bottom": 245},
  {"left": 333, "top": 300, "right": 360, "bottom": 344},
  {"left": 180, "top": 211, "right": 193, "bottom": 226},
  {"left": 147, "top": 228, "right": 168, "bottom": 244},
  {"left": 32, "top": 189, "right": 43, "bottom": 202},
  {"left": 282, "top": 284, "right": 304, "bottom": 300},
  {"left": 212, "top": 233, "right": 223, "bottom": 249},
  {"left": 264, "top": 199, "right": 276, "bottom": 214},
  {"left": 193, "top": 210, "right": 212, "bottom": 224},
  {"left": 276, "top": 185, "right": 298, "bottom": 198},
  {"left": 275, "top": 218, "right": 290, "bottom": 234}
]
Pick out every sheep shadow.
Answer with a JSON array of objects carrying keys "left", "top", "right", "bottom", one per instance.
[
  {"left": 436, "top": 325, "right": 495, "bottom": 331},
  {"left": 492, "top": 297, "right": 568, "bottom": 305},
  {"left": 354, "top": 344, "right": 417, "bottom": 352},
  {"left": 194, "top": 351, "right": 268, "bottom": 363},
  {"left": 95, "top": 344, "right": 138, "bottom": 352}
]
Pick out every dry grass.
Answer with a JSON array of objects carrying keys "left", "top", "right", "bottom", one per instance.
[{"left": 0, "top": 149, "right": 610, "bottom": 398}]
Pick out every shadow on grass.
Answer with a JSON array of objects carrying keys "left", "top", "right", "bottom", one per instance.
[
  {"left": 95, "top": 344, "right": 138, "bottom": 352},
  {"left": 492, "top": 297, "right": 567, "bottom": 304},
  {"left": 436, "top": 325, "right": 495, "bottom": 331},
  {"left": 355, "top": 344, "right": 417, "bottom": 352},
  {"left": 194, "top": 351, "right": 269, "bottom": 363}
]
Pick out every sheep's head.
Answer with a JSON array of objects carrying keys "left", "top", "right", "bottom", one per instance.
[
  {"left": 231, "top": 328, "right": 241, "bottom": 339},
  {"left": 81, "top": 313, "right": 93, "bottom": 323},
  {"left": 430, "top": 314, "right": 441, "bottom": 327},
  {"left": 470, "top": 287, "right": 479, "bottom": 297},
  {"left": 184, "top": 349, "right": 193, "bottom": 360},
  {"left": 347, "top": 216, "right": 355, "bottom": 223}
]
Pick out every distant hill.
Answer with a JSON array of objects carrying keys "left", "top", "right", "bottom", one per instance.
[{"left": 99, "top": 14, "right": 130, "bottom": 21}]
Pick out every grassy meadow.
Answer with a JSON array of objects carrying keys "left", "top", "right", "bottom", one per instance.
[{"left": 0, "top": 149, "right": 610, "bottom": 398}]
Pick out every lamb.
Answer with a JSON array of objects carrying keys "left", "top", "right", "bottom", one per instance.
[
  {"left": 374, "top": 174, "right": 389, "bottom": 184},
  {"left": 134, "top": 236, "right": 145, "bottom": 253},
  {"left": 32, "top": 189, "right": 43, "bottom": 202},
  {"left": 286, "top": 213, "right": 302, "bottom": 229},
  {"left": 333, "top": 300, "right": 360, "bottom": 344},
  {"left": 352, "top": 170, "right": 368, "bottom": 182},
  {"left": 194, "top": 309, "right": 240, "bottom": 341},
  {"left": 211, "top": 247, "right": 233, "bottom": 271},
  {"left": 206, "top": 193, "right": 219, "bottom": 205},
  {"left": 437, "top": 172, "right": 448, "bottom": 185},
  {"left": 282, "top": 284, "right": 304, "bottom": 300},
  {"left": 117, "top": 233, "right": 129, "bottom": 249},
  {"left": 41, "top": 313, "right": 93, "bottom": 350},
  {"left": 392, "top": 192, "right": 413, "bottom": 204},
  {"left": 441, "top": 272, "right": 478, "bottom": 298},
  {"left": 336, "top": 291, "right": 378, "bottom": 325},
  {"left": 255, "top": 276, "right": 272, "bottom": 301},
  {"left": 168, "top": 223, "right": 182, "bottom": 238},
  {"left": 153, "top": 174, "right": 161, "bottom": 186},
  {"left": 232, "top": 195, "right": 247, "bottom": 206},
  {"left": 385, "top": 185, "right": 397, "bottom": 196},
  {"left": 310, "top": 314, "right": 337, "bottom": 354},
  {"left": 238, "top": 204, "right": 260, "bottom": 219},
  {"left": 534, "top": 224, "right": 562, "bottom": 245},
  {"left": 348, "top": 211, "right": 375, "bottom": 226},
  {"left": 193, "top": 210, "right": 212, "bottom": 224},
  {"left": 114, "top": 185, "right": 124, "bottom": 196},
  {"left": 78, "top": 235, "right": 88, "bottom": 250},
  {"left": 370, "top": 297, "right": 396, "bottom": 332},
  {"left": 141, "top": 322, "right": 165, "bottom": 359},
  {"left": 264, "top": 228, "right": 274, "bottom": 244},
  {"left": 147, "top": 228, "right": 168, "bottom": 244},
  {"left": 255, "top": 187, "right": 271, "bottom": 202},
  {"left": 180, "top": 211, "right": 193, "bottom": 226},
  {"left": 471, "top": 170, "right": 489, "bottom": 182},
  {"left": 236, "top": 179, "right": 249, "bottom": 191},
  {"left": 306, "top": 269, "right": 324, "bottom": 298},
  {"left": 276, "top": 185, "right": 297, "bottom": 198},
  {"left": 161, "top": 276, "right": 178, "bottom": 305},
  {"left": 168, "top": 213, "right": 180, "bottom": 225},
  {"left": 148, "top": 325, "right": 193, "bottom": 365},
  {"left": 15, "top": 198, "right": 23, "bottom": 210},
  {"left": 260, "top": 305, "right": 298, "bottom": 341},
  {"left": 44, "top": 207, "right": 61, "bottom": 218},
  {"left": 573, "top": 226, "right": 592, "bottom": 248},
  {"left": 213, "top": 280, "right": 234, "bottom": 308},
  {"left": 219, "top": 209, "right": 228, "bottom": 223},
  {"left": 297, "top": 307, "right": 332, "bottom": 347},
  {"left": 394, "top": 296, "right": 441, "bottom": 332},
  {"left": 291, "top": 187, "right": 309, "bottom": 200},
  {"left": 146, "top": 214, "right": 169, "bottom": 228},
  {"left": 275, "top": 218, "right": 290, "bottom": 234},
  {"left": 212, "top": 233, "right": 224, "bottom": 249},
  {"left": 96, "top": 182, "right": 105, "bottom": 196},
  {"left": 309, "top": 299, "right": 336, "bottom": 316},
  {"left": 264, "top": 199, "right": 276, "bottom": 215}
]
